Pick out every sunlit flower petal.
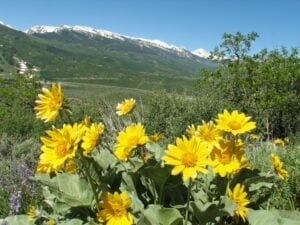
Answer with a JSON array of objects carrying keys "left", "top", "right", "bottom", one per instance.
[
  {"left": 34, "top": 83, "right": 64, "bottom": 122},
  {"left": 227, "top": 183, "right": 250, "bottom": 222},
  {"left": 37, "top": 123, "right": 85, "bottom": 173},
  {"left": 271, "top": 153, "right": 288, "bottom": 179},
  {"left": 216, "top": 110, "right": 256, "bottom": 135},
  {"left": 97, "top": 191, "right": 133, "bottom": 225},
  {"left": 116, "top": 98, "right": 135, "bottom": 116},
  {"left": 114, "top": 123, "right": 148, "bottom": 161},
  {"left": 162, "top": 136, "right": 211, "bottom": 181}
]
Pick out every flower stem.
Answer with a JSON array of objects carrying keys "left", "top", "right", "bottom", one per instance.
[
  {"left": 78, "top": 151, "right": 100, "bottom": 211},
  {"left": 185, "top": 179, "right": 192, "bottom": 225}
]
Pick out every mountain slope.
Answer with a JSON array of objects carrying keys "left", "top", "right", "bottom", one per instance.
[{"left": 0, "top": 24, "right": 215, "bottom": 91}]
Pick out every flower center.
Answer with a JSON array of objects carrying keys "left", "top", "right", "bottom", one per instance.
[
  {"left": 49, "top": 97, "right": 62, "bottom": 111},
  {"left": 228, "top": 121, "right": 241, "bottom": 130},
  {"left": 128, "top": 136, "right": 139, "bottom": 147},
  {"left": 113, "top": 205, "right": 125, "bottom": 216},
  {"left": 56, "top": 141, "right": 70, "bottom": 157},
  {"left": 219, "top": 152, "right": 231, "bottom": 164},
  {"left": 182, "top": 152, "right": 197, "bottom": 167}
]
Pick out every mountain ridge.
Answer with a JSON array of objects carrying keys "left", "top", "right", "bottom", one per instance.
[
  {"left": 0, "top": 22, "right": 215, "bottom": 91},
  {"left": 26, "top": 25, "right": 209, "bottom": 59}
]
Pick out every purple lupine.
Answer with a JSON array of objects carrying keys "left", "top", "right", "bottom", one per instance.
[{"left": 9, "top": 190, "right": 22, "bottom": 215}]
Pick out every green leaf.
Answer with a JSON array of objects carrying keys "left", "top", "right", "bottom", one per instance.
[
  {"left": 247, "top": 209, "right": 300, "bottom": 225},
  {"left": 191, "top": 201, "right": 222, "bottom": 225},
  {"left": 35, "top": 173, "right": 94, "bottom": 207},
  {"left": 121, "top": 172, "right": 144, "bottom": 213},
  {"left": 137, "top": 205, "right": 183, "bottom": 225},
  {"left": 42, "top": 186, "right": 71, "bottom": 213},
  {"left": 222, "top": 196, "right": 238, "bottom": 217},
  {"left": 140, "top": 162, "right": 172, "bottom": 204},
  {"left": 0, "top": 215, "right": 31, "bottom": 225},
  {"left": 56, "top": 173, "right": 93, "bottom": 207},
  {"left": 92, "top": 147, "right": 117, "bottom": 170},
  {"left": 59, "top": 219, "right": 84, "bottom": 225},
  {"left": 146, "top": 142, "right": 164, "bottom": 161},
  {"left": 248, "top": 182, "right": 274, "bottom": 192}
]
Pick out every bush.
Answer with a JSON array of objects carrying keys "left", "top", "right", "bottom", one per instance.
[
  {"left": 197, "top": 32, "right": 300, "bottom": 139},
  {"left": 0, "top": 76, "right": 45, "bottom": 138},
  {"left": 144, "top": 91, "right": 229, "bottom": 141}
]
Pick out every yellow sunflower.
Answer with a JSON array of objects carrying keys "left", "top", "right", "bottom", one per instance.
[
  {"left": 274, "top": 138, "right": 285, "bottom": 146},
  {"left": 211, "top": 139, "right": 249, "bottom": 177},
  {"left": 227, "top": 183, "right": 250, "bottom": 222},
  {"left": 48, "top": 218, "right": 56, "bottom": 225},
  {"left": 271, "top": 153, "right": 288, "bottom": 179},
  {"left": 149, "top": 133, "right": 162, "bottom": 142},
  {"left": 114, "top": 123, "right": 148, "bottom": 161},
  {"left": 116, "top": 98, "right": 136, "bottom": 116},
  {"left": 186, "top": 124, "right": 199, "bottom": 137},
  {"left": 216, "top": 110, "right": 256, "bottom": 136},
  {"left": 34, "top": 83, "right": 64, "bottom": 123},
  {"left": 81, "top": 122, "right": 105, "bottom": 155},
  {"left": 38, "top": 123, "right": 85, "bottom": 173},
  {"left": 196, "top": 121, "right": 223, "bottom": 150},
  {"left": 97, "top": 191, "right": 133, "bottom": 225},
  {"left": 27, "top": 206, "right": 36, "bottom": 221},
  {"left": 162, "top": 136, "right": 211, "bottom": 181}
]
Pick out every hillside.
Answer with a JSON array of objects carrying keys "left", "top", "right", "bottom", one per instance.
[{"left": 0, "top": 24, "right": 215, "bottom": 91}]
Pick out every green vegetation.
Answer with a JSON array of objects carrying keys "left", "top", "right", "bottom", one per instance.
[
  {"left": 0, "top": 24, "right": 215, "bottom": 92},
  {"left": 197, "top": 32, "right": 300, "bottom": 139},
  {"left": 0, "top": 30, "right": 300, "bottom": 225}
]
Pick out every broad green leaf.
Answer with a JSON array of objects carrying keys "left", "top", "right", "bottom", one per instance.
[
  {"left": 140, "top": 163, "right": 171, "bottom": 204},
  {"left": 43, "top": 186, "right": 71, "bottom": 212},
  {"left": 222, "top": 196, "right": 238, "bottom": 217},
  {"left": 56, "top": 173, "right": 93, "bottom": 207},
  {"left": 92, "top": 148, "right": 117, "bottom": 170},
  {"left": 121, "top": 172, "right": 144, "bottom": 213},
  {"left": 146, "top": 142, "right": 164, "bottom": 161},
  {"left": 137, "top": 205, "right": 183, "bottom": 225},
  {"left": 59, "top": 219, "right": 84, "bottom": 225},
  {"left": 33, "top": 173, "right": 59, "bottom": 188},
  {"left": 247, "top": 209, "right": 300, "bottom": 225},
  {"left": 191, "top": 201, "right": 222, "bottom": 225},
  {"left": 0, "top": 215, "right": 31, "bottom": 225},
  {"left": 248, "top": 182, "right": 274, "bottom": 192}
]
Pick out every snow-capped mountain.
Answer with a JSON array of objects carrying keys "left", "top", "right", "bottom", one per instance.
[
  {"left": 0, "top": 20, "right": 14, "bottom": 29},
  {"left": 192, "top": 48, "right": 211, "bottom": 59},
  {"left": 26, "top": 25, "right": 199, "bottom": 58}
]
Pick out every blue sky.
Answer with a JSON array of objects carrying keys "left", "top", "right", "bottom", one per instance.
[{"left": 0, "top": 0, "right": 299, "bottom": 53}]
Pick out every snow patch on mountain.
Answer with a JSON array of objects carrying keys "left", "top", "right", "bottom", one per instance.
[
  {"left": 0, "top": 20, "right": 14, "bottom": 29},
  {"left": 192, "top": 48, "right": 211, "bottom": 58},
  {"left": 26, "top": 25, "right": 212, "bottom": 59},
  {"left": 26, "top": 25, "right": 192, "bottom": 55},
  {"left": 26, "top": 25, "right": 125, "bottom": 40}
]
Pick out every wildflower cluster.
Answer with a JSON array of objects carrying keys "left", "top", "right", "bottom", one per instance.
[{"left": 2, "top": 83, "right": 293, "bottom": 225}]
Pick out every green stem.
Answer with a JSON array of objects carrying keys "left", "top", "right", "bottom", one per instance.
[
  {"left": 78, "top": 151, "right": 100, "bottom": 211},
  {"left": 185, "top": 179, "right": 192, "bottom": 225}
]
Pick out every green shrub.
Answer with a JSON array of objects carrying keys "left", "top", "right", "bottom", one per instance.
[
  {"left": 0, "top": 76, "right": 45, "bottom": 138},
  {"left": 144, "top": 91, "right": 229, "bottom": 141}
]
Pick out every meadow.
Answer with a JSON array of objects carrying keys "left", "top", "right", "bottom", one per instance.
[{"left": 0, "top": 32, "right": 300, "bottom": 225}]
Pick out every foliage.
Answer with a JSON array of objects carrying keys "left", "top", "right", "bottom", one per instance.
[
  {"left": 2, "top": 84, "right": 299, "bottom": 225},
  {"left": 144, "top": 91, "right": 229, "bottom": 141},
  {"left": 197, "top": 32, "right": 300, "bottom": 138},
  {"left": 0, "top": 76, "right": 45, "bottom": 138},
  {"left": 0, "top": 24, "right": 215, "bottom": 92},
  {"left": 0, "top": 134, "right": 42, "bottom": 218}
]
